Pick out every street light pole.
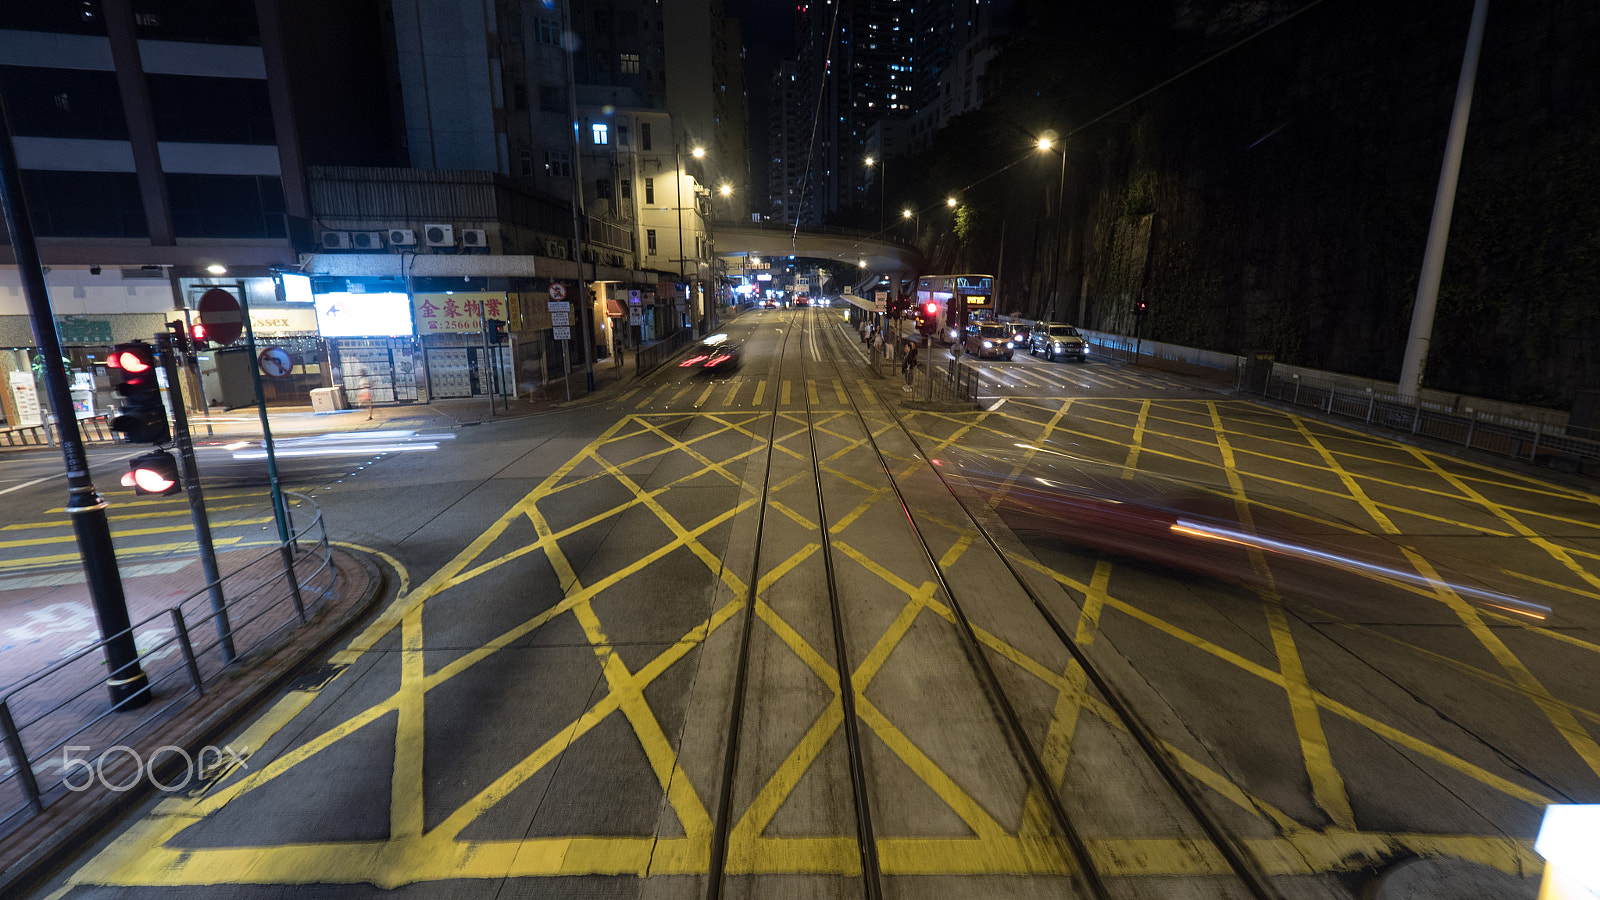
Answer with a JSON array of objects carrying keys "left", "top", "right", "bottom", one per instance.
[{"left": 1039, "top": 138, "right": 1068, "bottom": 321}]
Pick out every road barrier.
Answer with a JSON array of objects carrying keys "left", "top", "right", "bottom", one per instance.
[
  {"left": 637, "top": 330, "right": 694, "bottom": 373},
  {"left": 0, "top": 493, "right": 336, "bottom": 838}
]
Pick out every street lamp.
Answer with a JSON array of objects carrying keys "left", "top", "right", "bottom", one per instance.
[
  {"left": 1038, "top": 135, "right": 1067, "bottom": 320},
  {"left": 865, "top": 155, "right": 885, "bottom": 232},
  {"left": 946, "top": 196, "right": 958, "bottom": 207},
  {"left": 675, "top": 139, "right": 708, "bottom": 335}
]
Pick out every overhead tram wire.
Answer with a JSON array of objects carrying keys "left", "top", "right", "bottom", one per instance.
[
  {"left": 936, "top": 0, "right": 1329, "bottom": 202},
  {"left": 814, "top": 316, "right": 1285, "bottom": 899},
  {"left": 789, "top": 0, "right": 845, "bottom": 250}
]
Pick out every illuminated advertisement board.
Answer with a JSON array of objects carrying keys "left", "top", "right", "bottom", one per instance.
[{"left": 314, "top": 292, "right": 414, "bottom": 337}]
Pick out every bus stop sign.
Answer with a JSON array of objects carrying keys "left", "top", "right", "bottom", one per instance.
[{"left": 197, "top": 288, "right": 244, "bottom": 346}]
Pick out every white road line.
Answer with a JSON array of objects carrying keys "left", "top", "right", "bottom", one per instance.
[
  {"left": 987, "top": 399, "right": 1007, "bottom": 412},
  {"left": 0, "top": 472, "right": 67, "bottom": 497}
]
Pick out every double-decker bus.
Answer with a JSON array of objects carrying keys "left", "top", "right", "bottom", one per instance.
[{"left": 913, "top": 274, "right": 995, "bottom": 344}]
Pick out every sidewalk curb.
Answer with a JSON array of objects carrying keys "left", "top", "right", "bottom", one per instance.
[{"left": 0, "top": 550, "right": 390, "bottom": 899}]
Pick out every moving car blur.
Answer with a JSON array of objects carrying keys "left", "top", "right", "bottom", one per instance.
[
  {"left": 931, "top": 437, "right": 1549, "bottom": 622},
  {"left": 679, "top": 333, "right": 743, "bottom": 372}
]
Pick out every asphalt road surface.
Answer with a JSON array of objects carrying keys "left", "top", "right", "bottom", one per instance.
[{"left": 18, "top": 307, "right": 1598, "bottom": 898}]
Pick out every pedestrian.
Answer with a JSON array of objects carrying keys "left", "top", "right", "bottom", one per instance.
[{"left": 901, "top": 339, "right": 919, "bottom": 391}]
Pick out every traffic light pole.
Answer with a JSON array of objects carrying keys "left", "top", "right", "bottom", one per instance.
[
  {"left": 0, "top": 101, "right": 149, "bottom": 707},
  {"left": 481, "top": 313, "right": 493, "bottom": 419},
  {"left": 157, "top": 333, "right": 235, "bottom": 662}
]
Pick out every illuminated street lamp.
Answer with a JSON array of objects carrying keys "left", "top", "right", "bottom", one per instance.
[
  {"left": 1038, "top": 134, "right": 1068, "bottom": 319},
  {"left": 946, "top": 197, "right": 958, "bottom": 207},
  {"left": 865, "top": 155, "right": 885, "bottom": 232}
]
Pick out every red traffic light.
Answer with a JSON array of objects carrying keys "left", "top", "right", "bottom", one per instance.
[
  {"left": 112, "top": 349, "right": 153, "bottom": 374},
  {"left": 120, "top": 450, "right": 181, "bottom": 495},
  {"left": 922, "top": 302, "right": 938, "bottom": 318}
]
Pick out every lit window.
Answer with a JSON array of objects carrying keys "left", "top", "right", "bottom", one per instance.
[
  {"left": 591, "top": 122, "right": 609, "bottom": 145},
  {"left": 647, "top": 229, "right": 657, "bottom": 254},
  {"left": 645, "top": 177, "right": 655, "bottom": 204},
  {"left": 620, "top": 53, "right": 640, "bottom": 74}
]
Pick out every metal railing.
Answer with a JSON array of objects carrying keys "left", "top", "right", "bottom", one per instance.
[
  {"left": 637, "top": 329, "right": 694, "bottom": 373},
  {"left": 919, "top": 358, "right": 980, "bottom": 404},
  {"left": 1251, "top": 369, "right": 1600, "bottom": 468},
  {"left": 0, "top": 414, "right": 117, "bottom": 448},
  {"left": 0, "top": 492, "right": 336, "bottom": 837}
]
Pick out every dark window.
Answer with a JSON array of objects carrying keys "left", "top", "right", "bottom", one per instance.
[
  {"left": 595, "top": 178, "right": 612, "bottom": 200},
  {"left": 130, "top": 0, "right": 259, "bottom": 44},
  {"left": 537, "top": 18, "right": 560, "bottom": 45},
  {"left": 593, "top": 10, "right": 611, "bottom": 33},
  {"left": 640, "top": 122, "right": 651, "bottom": 150},
  {"left": 166, "top": 173, "right": 285, "bottom": 238},
  {"left": 0, "top": 3, "right": 110, "bottom": 35},
  {"left": 0, "top": 67, "right": 127, "bottom": 139},
  {"left": 519, "top": 150, "right": 533, "bottom": 177},
  {"left": 647, "top": 229, "right": 656, "bottom": 253},
  {"left": 539, "top": 85, "right": 564, "bottom": 112},
  {"left": 644, "top": 177, "right": 654, "bottom": 204},
  {"left": 620, "top": 179, "right": 631, "bottom": 199},
  {"left": 20, "top": 170, "right": 146, "bottom": 237},
  {"left": 148, "top": 75, "right": 274, "bottom": 144},
  {"left": 545, "top": 150, "right": 571, "bottom": 177},
  {"left": 512, "top": 82, "right": 527, "bottom": 111},
  {"left": 618, "top": 125, "right": 628, "bottom": 147}
]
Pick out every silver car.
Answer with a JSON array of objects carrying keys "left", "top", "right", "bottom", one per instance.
[{"left": 1029, "top": 323, "right": 1089, "bottom": 362}]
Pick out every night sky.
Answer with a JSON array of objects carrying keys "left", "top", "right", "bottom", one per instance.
[{"left": 727, "top": 0, "right": 797, "bottom": 205}]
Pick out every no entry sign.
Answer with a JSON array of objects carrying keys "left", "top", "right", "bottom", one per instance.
[{"left": 197, "top": 288, "right": 244, "bottom": 346}]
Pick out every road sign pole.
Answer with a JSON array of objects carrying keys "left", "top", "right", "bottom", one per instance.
[
  {"left": 481, "top": 310, "right": 493, "bottom": 419},
  {"left": 156, "top": 332, "right": 233, "bottom": 662},
  {"left": 235, "top": 285, "right": 292, "bottom": 547},
  {"left": 0, "top": 94, "right": 149, "bottom": 709}
]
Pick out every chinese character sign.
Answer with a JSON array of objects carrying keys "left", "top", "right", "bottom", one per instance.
[{"left": 411, "top": 292, "right": 509, "bottom": 333}]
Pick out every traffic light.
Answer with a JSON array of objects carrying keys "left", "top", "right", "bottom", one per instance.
[
  {"left": 917, "top": 301, "right": 939, "bottom": 335},
  {"left": 486, "top": 318, "right": 506, "bottom": 344},
  {"left": 165, "top": 320, "right": 190, "bottom": 354},
  {"left": 108, "top": 341, "right": 171, "bottom": 444},
  {"left": 121, "top": 450, "right": 181, "bottom": 496},
  {"left": 190, "top": 322, "right": 211, "bottom": 351},
  {"left": 1134, "top": 299, "right": 1148, "bottom": 316}
]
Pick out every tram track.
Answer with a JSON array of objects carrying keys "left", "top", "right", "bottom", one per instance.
[{"left": 707, "top": 308, "right": 1282, "bottom": 898}]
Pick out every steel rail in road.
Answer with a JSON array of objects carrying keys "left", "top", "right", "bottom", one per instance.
[
  {"left": 705, "top": 310, "right": 884, "bottom": 900},
  {"left": 814, "top": 310, "right": 1286, "bottom": 900}
]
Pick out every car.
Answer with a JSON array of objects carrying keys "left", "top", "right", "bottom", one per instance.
[
  {"left": 761, "top": 298, "right": 780, "bottom": 308},
  {"left": 679, "top": 334, "right": 742, "bottom": 372},
  {"left": 1030, "top": 322, "right": 1089, "bottom": 362},
  {"left": 1006, "top": 322, "right": 1032, "bottom": 346},
  {"left": 793, "top": 295, "right": 811, "bottom": 307},
  {"left": 964, "top": 322, "right": 1016, "bottom": 360}
]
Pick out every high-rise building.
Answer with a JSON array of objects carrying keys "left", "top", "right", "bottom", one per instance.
[{"left": 767, "top": 61, "right": 802, "bottom": 223}]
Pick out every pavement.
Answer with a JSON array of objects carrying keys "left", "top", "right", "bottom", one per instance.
[{"left": 0, "top": 327, "right": 711, "bottom": 896}]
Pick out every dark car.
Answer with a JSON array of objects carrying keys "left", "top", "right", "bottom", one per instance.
[
  {"left": 1006, "top": 322, "right": 1033, "bottom": 346},
  {"left": 963, "top": 322, "right": 1016, "bottom": 360},
  {"left": 680, "top": 335, "right": 742, "bottom": 372},
  {"left": 1029, "top": 322, "right": 1089, "bottom": 362}
]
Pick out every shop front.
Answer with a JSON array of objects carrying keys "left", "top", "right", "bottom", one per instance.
[
  {"left": 413, "top": 290, "right": 515, "bottom": 400},
  {"left": 313, "top": 279, "right": 421, "bottom": 405}
]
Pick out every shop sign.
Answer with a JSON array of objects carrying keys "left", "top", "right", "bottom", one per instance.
[
  {"left": 412, "top": 292, "right": 506, "bottom": 334},
  {"left": 55, "top": 317, "right": 113, "bottom": 344},
  {"left": 251, "top": 308, "right": 318, "bottom": 334}
]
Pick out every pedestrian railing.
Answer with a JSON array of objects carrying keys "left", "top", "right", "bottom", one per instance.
[
  {"left": 921, "top": 358, "right": 980, "bottom": 404},
  {"left": 1252, "top": 370, "right": 1600, "bottom": 468},
  {"left": 0, "top": 492, "right": 336, "bottom": 839},
  {"left": 637, "top": 329, "right": 694, "bottom": 373},
  {"left": 0, "top": 414, "right": 117, "bottom": 449}
]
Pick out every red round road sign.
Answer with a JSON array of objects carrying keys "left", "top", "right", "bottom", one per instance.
[
  {"left": 197, "top": 288, "right": 244, "bottom": 346},
  {"left": 548, "top": 282, "right": 567, "bottom": 301}
]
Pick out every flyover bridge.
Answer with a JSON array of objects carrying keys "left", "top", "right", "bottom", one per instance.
[{"left": 710, "top": 221, "right": 925, "bottom": 291}]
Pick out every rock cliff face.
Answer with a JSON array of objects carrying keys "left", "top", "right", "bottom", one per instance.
[{"left": 1056, "top": 0, "right": 1600, "bottom": 408}]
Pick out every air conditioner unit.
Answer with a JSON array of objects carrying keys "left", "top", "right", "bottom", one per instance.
[
  {"left": 321, "top": 231, "right": 352, "bottom": 250},
  {"left": 351, "top": 231, "right": 384, "bottom": 250},
  {"left": 460, "top": 228, "right": 487, "bottom": 248},
  {"left": 543, "top": 239, "right": 568, "bottom": 259},
  {"left": 423, "top": 223, "right": 454, "bottom": 247},
  {"left": 388, "top": 228, "right": 417, "bottom": 246}
]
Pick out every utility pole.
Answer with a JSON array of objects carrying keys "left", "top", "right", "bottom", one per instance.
[
  {"left": 0, "top": 99, "right": 149, "bottom": 707},
  {"left": 1399, "top": 0, "right": 1489, "bottom": 399}
]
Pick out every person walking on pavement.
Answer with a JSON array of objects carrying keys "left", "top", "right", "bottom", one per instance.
[{"left": 901, "top": 339, "right": 919, "bottom": 391}]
